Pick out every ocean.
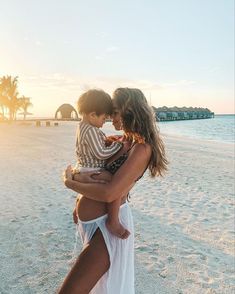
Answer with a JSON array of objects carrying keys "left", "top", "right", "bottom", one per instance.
[{"left": 158, "top": 115, "right": 235, "bottom": 144}]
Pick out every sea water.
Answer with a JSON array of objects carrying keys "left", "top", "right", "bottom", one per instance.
[{"left": 158, "top": 115, "right": 235, "bottom": 144}]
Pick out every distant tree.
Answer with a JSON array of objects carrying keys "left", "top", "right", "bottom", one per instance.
[
  {"left": 0, "top": 75, "right": 32, "bottom": 121},
  {"left": 0, "top": 84, "right": 6, "bottom": 119},
  {"left": 7, "top": 76, "right": 20, "bottom": 120},
  {"left": 0, "top": 76, "right": 11, "bottom": 119},
  {"left": 0, "top": 76, "right": 19, "bottom": 120},
  {"left": 18, "top": 96, "right": 33, "bottom": 120}
]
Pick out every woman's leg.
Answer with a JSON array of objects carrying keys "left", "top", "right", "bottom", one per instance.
[{"left": 58, "top": 228, "right": 110, "bottom": 294}]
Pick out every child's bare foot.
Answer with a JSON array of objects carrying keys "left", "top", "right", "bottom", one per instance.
[{"left": 106, "top": 219, "right": 130, "bottom": 239}]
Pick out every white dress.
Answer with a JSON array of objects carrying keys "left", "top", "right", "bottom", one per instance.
[{"left": 76, "top": 202, "right": 135, "bottom": 294}]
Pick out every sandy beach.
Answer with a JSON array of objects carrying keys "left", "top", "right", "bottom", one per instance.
[{"left": 0, "top": 121, "right": 234, "bottom": 294}]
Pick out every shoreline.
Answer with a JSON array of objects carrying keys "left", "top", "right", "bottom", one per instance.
[
  {"left": 0, "top": 119, "right": 234, "bottom": 146},
  {"left": 162, "top": 132, "right": 235, "bottom": 147}
]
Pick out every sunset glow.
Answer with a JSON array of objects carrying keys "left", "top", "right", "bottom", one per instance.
[{"left": 0, "top": 0, "right": 234, "bottom": 117}]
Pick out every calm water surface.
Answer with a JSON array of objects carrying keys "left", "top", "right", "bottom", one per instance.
[{"left": 158, "top": 115, "right": 235, "bottom": 144}]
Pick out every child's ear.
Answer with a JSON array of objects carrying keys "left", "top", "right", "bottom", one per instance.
[{"left": 89, "top": 112, "right": 97, "bottom": 118}]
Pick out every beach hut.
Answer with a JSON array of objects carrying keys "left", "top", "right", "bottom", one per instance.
[{"left": 55, "top": 104, "right": 78, "bottom": 120}]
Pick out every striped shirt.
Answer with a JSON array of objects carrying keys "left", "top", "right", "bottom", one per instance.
[{"left": 75, "top": 121, "right": 123, "bottom": 169}]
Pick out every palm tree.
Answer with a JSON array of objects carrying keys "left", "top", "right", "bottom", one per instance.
[
  {"left": 0, "top": 76, "right": 11, "bottom": 119},
  {"left": 0, "top": 83, "right": 5, "bottom": 119},
  {"left": 18, "top": 96, "right": 33, "bottom": 120},
  {"left": 7, "top": 76, "right": 19, "bottom": 120},
  {"left": 0, "top": 75, "right": 33, "bottom": 121},
  {"left": 0, "top": 75, "right": 21, "bottom": 120}
]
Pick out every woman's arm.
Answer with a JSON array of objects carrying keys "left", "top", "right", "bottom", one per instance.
[
  {"left": 64, "top": 143, "right": 152, "bottom": 203},
  {"left": 73, "top": 170, "right": 112, "bottom": 183}
]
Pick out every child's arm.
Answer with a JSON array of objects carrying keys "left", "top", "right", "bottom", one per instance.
[{"left": 85, "top": 128, "right": 123, "bottom": 160}]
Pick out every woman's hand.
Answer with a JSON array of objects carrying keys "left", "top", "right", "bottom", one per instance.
[
  {"left": 63, "top": 165, "right": 73, "bottom": 187},
  {"left": 63, "top": 165, "right": 109, "bottom": 190}
]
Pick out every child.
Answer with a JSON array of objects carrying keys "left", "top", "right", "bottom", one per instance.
[{"left": 73, "top": 89, "right": 130, "bottom": 239}]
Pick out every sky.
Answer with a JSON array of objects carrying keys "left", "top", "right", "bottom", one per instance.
[{"left": 0, "top": 0, "right": 234, "bottom": 117}]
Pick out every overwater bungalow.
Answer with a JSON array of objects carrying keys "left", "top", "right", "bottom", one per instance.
[
  {"left": 177, "top": 111, "right": 185, "bottom": 120},
  {"left": 157, "top": 111, "right": 167, "bottom": 120},
  {"left": 183, "top": 112, "right": 190, "bottom": 119},
  {"left": 154, "top": 106, "right": 214, "bottom": 121},
  {"left": 166, "top": 112, "right": 173, "bottom": 120},
  {"left": 192, "top": 112, "right": 198, "bottom": 119},
  {"left": 171, "top": 112, "right": 178, "bottom": 120}
]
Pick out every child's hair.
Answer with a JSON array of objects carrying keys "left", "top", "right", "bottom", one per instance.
[{"left": 77, "top": 89, "right": 113, "bottom": 116}]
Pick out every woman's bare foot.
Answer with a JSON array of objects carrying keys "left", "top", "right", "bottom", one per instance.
[{"left": 106, "top": 219, "right": 130, "bottom": 239}]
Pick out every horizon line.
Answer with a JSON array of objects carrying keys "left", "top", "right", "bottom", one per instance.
[{"left": 10, "top": 113, "right": 235, "bottom": 120}]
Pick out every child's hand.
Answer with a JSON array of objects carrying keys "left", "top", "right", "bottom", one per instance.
[
  {"left": 122, "top": 141, "right": 132, "bottom": 152},
  {"left": 105, "top": 135, "right": 122, "bottom": 146},
  {"left": 63, "top": 165, "right": 73, "bottom": 184}
]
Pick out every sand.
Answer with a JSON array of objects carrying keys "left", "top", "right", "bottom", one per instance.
[{"left": 0, "top": 121, "right": 234, "bottom": 294}]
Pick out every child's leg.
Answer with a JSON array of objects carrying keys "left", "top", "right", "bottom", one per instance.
[{"left": 106, "top": 198, "right": 130, "bottom": 239}]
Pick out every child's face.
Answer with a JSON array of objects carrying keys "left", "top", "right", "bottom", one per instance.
[{"left": 90, "top": 113, "right": 107, "bottom": 128}]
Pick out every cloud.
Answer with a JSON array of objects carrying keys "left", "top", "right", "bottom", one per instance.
[
  {"left": 20, "top": 74, "right": 164, "bottom": 95},
  {"left": 106, "top": 46, "right": 119, "bottom": 52},
  {"left": 95, "top": 55, "right": 104, "bottom": 60},
  {"left": 96, "top": 32, "right": 108, "bottom": 38},
  {"left": 162, "top": 80, "right": 196, "bottom": 87},
  {"left": 95, "top": 45, "right": 119, "bottom": 61},
  {"left": 35, "top": 40, "right": 42, "bottom": 46},
  {"left": 17, "top": 73, "right": 233, "bottom": 116},
  {"left": 208, "top": 67, "right": 220, "bottom": 73},
  {"left": 20, "top": 74, "right": 198, "bottom": 95},
  {"left": 201, "top": 66, "right": 220, "bottom": 73},
  {"left": 22, "top": 36, "right": 43, "bottom": 46}
]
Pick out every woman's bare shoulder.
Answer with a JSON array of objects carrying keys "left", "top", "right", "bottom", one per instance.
[
  {"left": 125, "top": 143, "right": 152, "bottom": 167},
  {"left": 131, "top": 142, "right": 152, "bottom": 157}
]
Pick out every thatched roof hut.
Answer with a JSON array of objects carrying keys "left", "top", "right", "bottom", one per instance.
[{"left": 55, "top": 104, "right": 78, "bottom": 120}]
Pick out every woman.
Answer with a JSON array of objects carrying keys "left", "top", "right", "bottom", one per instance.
[{"left": 59, "top": 88, "right": 168, "bottom": 293}]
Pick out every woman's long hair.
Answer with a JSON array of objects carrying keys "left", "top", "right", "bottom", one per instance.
[{"left": 113, "top": 88, "right": 168, "bottom": 177}]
